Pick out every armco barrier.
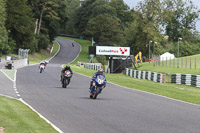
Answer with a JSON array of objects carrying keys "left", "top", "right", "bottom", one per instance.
[
  {"left": 126, "top": 68, "right": 166, "bottom": 83},
  {"left": 171, "top": 74, "right": 200, "bottom": 87},
  {"left": 83, "top": 63, "right": 101, "bottom": 71}
]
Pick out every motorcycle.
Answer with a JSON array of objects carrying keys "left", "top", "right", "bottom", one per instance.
[
  {"left": 61, "top": 70, "right": 72, "bottom": 88},
  {"left": 90, "top": 75, "right": 106, "bottom": 99},
  {"left": 39, "top": 63, "right": 45, "bottom": 73}
]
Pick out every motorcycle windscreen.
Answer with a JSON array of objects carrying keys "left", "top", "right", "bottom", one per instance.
[
  {"left": 96, "top": 75, "right": 105, "bottom": 85},
  {"left": 65, "top": 70, "right": 71, "bottom": 77}
]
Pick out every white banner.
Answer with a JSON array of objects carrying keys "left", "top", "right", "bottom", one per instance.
[{"left": 96, "top": 46, "right": 130, "bottom": 56}]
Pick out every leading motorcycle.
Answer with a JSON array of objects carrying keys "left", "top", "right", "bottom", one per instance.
[
  {"left": 39, "top": 63, "right": 45, "bottom": 73},
  {"left": 90, "top": 75, "right": 106, "bottom": 99},
  {"left": 61, "top": 70, "right": 72, "bottom": 88}
]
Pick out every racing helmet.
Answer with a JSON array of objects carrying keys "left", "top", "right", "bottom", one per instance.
[
  {"left": 66, "top": 64, "right": 70, "bottom": 69},
  {"left": 98, "top": 68, "right": 103, "bottom": 75}
]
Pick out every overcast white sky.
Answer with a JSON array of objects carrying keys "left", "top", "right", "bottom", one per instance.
[{"left": 123, "top": 0, "right": 200, "bottom": 31}]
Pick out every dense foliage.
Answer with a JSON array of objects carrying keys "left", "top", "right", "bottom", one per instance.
[
  {"left": 0, "top": 0, "right": 199, "bottom": 57},
  {"left": 0, "top": 0, "right": 8, "bottom": 55}
]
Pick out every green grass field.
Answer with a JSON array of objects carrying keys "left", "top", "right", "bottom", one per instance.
[
  {"left": 0, "top": 97, "right": 57, "bottom": 133},
  {"left": 137, "top": 55, "right": 200, "bottom": 75}
]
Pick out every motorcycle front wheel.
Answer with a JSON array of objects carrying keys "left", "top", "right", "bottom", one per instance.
[
  {"left": 62, "top": 79, "right": 69, "bottom": 88},
  {"left": 93, "top": 88, "right": 100, "bottom": 99}
]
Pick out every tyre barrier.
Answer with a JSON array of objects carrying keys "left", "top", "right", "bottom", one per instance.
[
  {"left": 126, "top": 68, "right": 166, "bottom": 83},
  {"left": 171, "top": 74, "right": 200, "bottom": 87}
]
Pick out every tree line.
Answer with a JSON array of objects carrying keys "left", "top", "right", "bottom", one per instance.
[
  {"left": 0, "top": 0, "right": 200, "bottom": 58},
  {"left": 0, "top": 0, "right": 69, "bottom": 55}
]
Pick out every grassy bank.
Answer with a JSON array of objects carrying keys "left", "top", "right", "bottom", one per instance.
[
  {"left": 1, "top": 41, "right": 59, "bottom": 65},
  {"left": 0, "top": 69, "right": 15, "bottom": 81},
  {"left": 0, "top": 97, "right": 57, "bottom": 133},
  {"left": 136, "top": 55, "right": 200, "bottom": 75},
  {"left": 59, "top": 36, "right": 200, "bottom": 105},
  {"left": 29, "top": 41, "right": 59, "bottom": 64}
]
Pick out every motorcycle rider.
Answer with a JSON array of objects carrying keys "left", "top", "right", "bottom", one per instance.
[
  {"left": 39, "top": 60, "right": 48, "bottom": 69},
  {"left": 89, "top": 68, "right": 106, "bottom": 93},
  {"left": 61, "top": 64, "right": 73, "bottom": 83}
]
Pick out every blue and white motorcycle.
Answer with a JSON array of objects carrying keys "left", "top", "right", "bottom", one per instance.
[{"left": 90, "top": 75, "right": 106, "bottom": 99}]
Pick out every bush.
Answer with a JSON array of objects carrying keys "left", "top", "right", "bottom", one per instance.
[
  {"left": 96, "top": 55, "right": 107, "bottom": 66},
  {"left": 37, "top": 34, "right": 50, "bottom": 51}
]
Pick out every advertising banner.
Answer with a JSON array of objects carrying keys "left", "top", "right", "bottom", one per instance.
[{"left": 96, "top": 46, "right": 130, "bottom": 56}]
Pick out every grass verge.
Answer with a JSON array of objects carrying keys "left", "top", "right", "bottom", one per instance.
[
  {"left": 29, "top": 41, "right": 59, "bottom": 64},
  {"left": 59, "top": 36, "right": 200, "bottom": 105},
  {"left": 0, "top": 69, "right": 15, "bottom": 81},
  {"left": 0, "top": 97, "right": 57, "bottom": 133}
]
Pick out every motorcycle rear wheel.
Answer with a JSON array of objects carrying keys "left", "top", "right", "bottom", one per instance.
[
  {"left": 62, "top": 79, "right": 67, "bottom": 88},
  {"left": 40, "top": 68, "right": 43, "bottom": 73}
]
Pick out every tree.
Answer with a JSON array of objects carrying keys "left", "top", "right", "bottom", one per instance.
[
  {"left": 163, "top": 0, "right": 200, "bottom": 41},
  {"left": 6, "top": 0, "right": 36, "bottom": 52},
  {"left": 76, "top": 0, "right": 117, "bottom": 34},
  {"left": 63, "top": 0, "right": 80, "bottom": 35},
  {"left": 125, "top": 0, "right": 163, "bottom": 56},
  {"left": 28, "top": 0, "right": 69, "bottom": 51},
  {"left": 85, "top": 14, "right": 124, "bottom": 46},
  {"left": 109, "top": 0, "right": 133, "bottom": 27},
  {"left": 0, "top": 0, "right": 8, "bottom": 54}
]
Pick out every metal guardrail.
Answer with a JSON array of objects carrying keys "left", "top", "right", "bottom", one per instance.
[
  {"left": 77, "top": 61, "right": 102, "bottom": 71},
  {"left": 84, "top": 63, "right": 101, "bottom": 70}
]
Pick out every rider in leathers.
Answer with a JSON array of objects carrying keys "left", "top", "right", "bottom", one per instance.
[
  {"left": 89, "top": 68, "right": 106, "bottom": 93},
  {"left": 61, "top": 64, "right": 73, "bottom": 84}
]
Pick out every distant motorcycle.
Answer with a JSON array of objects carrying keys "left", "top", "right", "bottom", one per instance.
[
  {"left": 39, "top": 63, "right": 45, "bottom": 73},
  {"left": 90, "top": 75, "right": 106, "bottom": 99},
  {"left": 61, "top": 70, "right": 72, "bottom": 88}
]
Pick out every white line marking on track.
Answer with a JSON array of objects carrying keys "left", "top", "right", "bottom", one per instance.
[
  {"left": 48, "top": 41, "right": 60, "bottom": 62},
  {"left": 19, "top": 98, "right": 64, "bottom": 133},
  {"left": 0, "top": 94, "right": 17, "bottom": 99},
  {"left": 0, "top": 70, "right": 14, "bottom": 82}
]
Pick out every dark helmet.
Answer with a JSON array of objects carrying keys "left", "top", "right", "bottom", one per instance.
[
  {"left": 98, "top": 68, "right": 103, "bottom": 75},
  {"left": 66, "top": 64, "right": 70, "bottom": 69}
]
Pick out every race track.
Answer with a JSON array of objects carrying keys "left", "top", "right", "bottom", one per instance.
[{"left": 16, "top": 38, "right": 200, "bottom": 133}]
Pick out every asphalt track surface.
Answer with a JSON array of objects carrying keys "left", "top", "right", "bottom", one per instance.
[
  {"left": 16, "top": 38, "right": 200, "bottom": 133},
  {"left": 0, "top": 71, "right": 17, "bottom": 98}
]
